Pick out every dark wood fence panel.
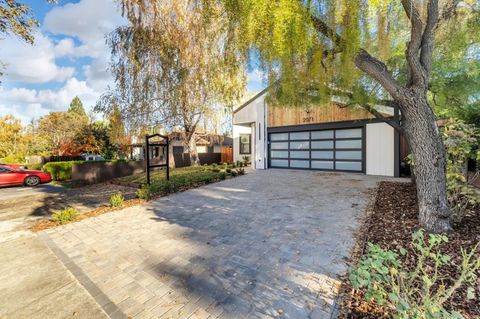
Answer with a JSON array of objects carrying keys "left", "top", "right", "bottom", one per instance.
[
  {"left": 221, "top": 147, "right": 233, "bottom": 163},
  {"left": 72, "top": 161, "right": 145, "bottom": 186},
  {"left": 173, "top": 153, "right": 222, "bottom": 168},
  {"left": 44, "top": 155, "right": 84, "bottom": 163}
]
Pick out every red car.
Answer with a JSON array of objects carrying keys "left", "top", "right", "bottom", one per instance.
[
  {"left": 0, "top": 163, "right": 24, "bottom": 170},
  {"left": 0, "top": 165, "right": 52, "bottom": 187}
]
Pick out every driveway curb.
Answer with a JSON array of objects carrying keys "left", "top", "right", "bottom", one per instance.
[{"left": 39, "top": 233, "right": 127, "bottom": 319}]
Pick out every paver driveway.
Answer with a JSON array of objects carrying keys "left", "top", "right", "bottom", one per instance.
[{"left": 41, "top": 169, "right": 388, "bottom": 319}]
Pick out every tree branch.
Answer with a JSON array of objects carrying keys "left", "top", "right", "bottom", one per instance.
[
  {"left": 359, "top": 103, "right": 404, "bottom": 134},
  {"left": 401, "top": 0, "right": 427, "bottom": 87},
  {"left": 354, "top": 49, "right": 404, "bottom": 100},
  {"left": 420, "top": 0, "right": 439, "bottom": 79},
  {"left": 439, "top": 0, "right": 462, "bottom": 23},
  {"left": 310, "top": 15, "right": 403, "bottom": 101}
]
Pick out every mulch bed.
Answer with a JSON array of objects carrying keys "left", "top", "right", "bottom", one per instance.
[
  {"left": 339, "top": 181, "right": 480, "bottom": 319},
  {"left": 30, "top": 198, "right": 146, "bottom": 232}
]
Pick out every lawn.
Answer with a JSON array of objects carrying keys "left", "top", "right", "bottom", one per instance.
[{"left": 115, "top": 164, "right": 244, "bottom": 199}]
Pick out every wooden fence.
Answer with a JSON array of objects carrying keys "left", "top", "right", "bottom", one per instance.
[{"left": 221, "top": 147, "right": 233, "bottom": 163}]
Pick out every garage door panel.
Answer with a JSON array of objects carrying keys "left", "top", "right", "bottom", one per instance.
[
  {"left": 336, "top": 128, "right": 362, "bottom": 138},
  {"left": 271, "top": 151, "right": 288, "bottom": 158},
  {"left": 335, "top": 150, "right": 362, "bottom": 160},
  {"left": 271, "top": 159, "right": 288, "bottom": 167},
  {"left": 271, "top": 142, "right": 289, "bottom": 150},
  {"left": 311, "top": 130, "right": 334, "bottom": 139},
  {"left": 311, "top": 151, "right": 334, "bottom": 159},
  {"left": 269, "top": 127, "right": 364, "bottom": 172},
  {"left": 271, "top": 133, "right": 288, "bottom": 141},
  {"left": 290, "top": 160, "right": 309, "bottom": 168},
  {"left": 290, "top": 132, "right": 309, "bottom": 140},
  {"left": 290, "top": 141, "right": 309, "bottom": 149},
  {"left": 290, "top": 151, "right": 309, "bottom": 159},
  {"left": 311, "top": 161, "right": 334, "bottom": 169},
  {"left": 336, "top": 161, "right": 362, "bottom": 171},
  {"left": 311, "top": 141, "right": 333, "bottom": 149},
  {"left": 336, "top": 139, "right": 362, "bottom": 149}
]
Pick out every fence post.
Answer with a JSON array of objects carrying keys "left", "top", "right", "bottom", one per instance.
[
  {"left": 166, "top": 135, "right": 170, "bottom": 180},
  {"left": 145, "top": 135, "right": 151, "bottom": 185}
]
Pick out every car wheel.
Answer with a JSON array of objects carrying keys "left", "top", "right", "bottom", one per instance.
[{"left": 24, "top": 176, "right": 41, "bottom": 187}]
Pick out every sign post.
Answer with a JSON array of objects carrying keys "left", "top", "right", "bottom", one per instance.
[{"left": 145, "top": 133, "right": 169, "bottom": 185}]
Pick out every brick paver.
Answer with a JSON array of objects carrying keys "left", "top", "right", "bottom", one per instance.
[{"left": 42, "top": 169, "right": 391, "bottom": 318}]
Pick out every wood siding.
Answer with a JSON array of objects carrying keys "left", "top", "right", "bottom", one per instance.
[{"left": 268, "top": 103, "right": 375, "bottom": 127}]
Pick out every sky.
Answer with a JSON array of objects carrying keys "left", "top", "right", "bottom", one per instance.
[{"left": 0, "top": 0, "right": 265, "bottom": 124}]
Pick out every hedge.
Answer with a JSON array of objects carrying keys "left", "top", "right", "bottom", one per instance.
[
  {"left": 43, "top": 161, "right": 82, "bottom": 181},
  {"left": 43, "top": 160, "right": 125, "bottom": 181}
]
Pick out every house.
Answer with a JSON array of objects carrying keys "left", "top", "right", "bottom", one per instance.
[
  {"left": 169, "top": 131, "right": 233, "bottom": 155},
  {"left": 233, "top": 88, "right": 403, "bottom": 177},
  {"left": 130, "top": 130, "right": 233, "bottom": 165}
]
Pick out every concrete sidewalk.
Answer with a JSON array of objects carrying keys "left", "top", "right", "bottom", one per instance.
[{"left": 0, "top": 235, "right": 108, "bottom": 319}]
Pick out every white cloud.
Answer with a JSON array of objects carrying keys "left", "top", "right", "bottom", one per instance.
[
  {"left": 0, "top": 31, "right": 75, "bottom": 83},
  {"left": 44, "top": 0, "right": 125, "bottom": 59},
  {"left": 53, "top": 38, "right": 76, "bottom": 57},
  {"left": 0, "top": 78, "right": 99, "bottom": 123},
  {"left": 0, "top": 0, "right": 126, "bottom": 123}
]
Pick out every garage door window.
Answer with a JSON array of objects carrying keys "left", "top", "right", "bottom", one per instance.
[{"left": 269, "top": 127, "right": 364, "bottom": 172}]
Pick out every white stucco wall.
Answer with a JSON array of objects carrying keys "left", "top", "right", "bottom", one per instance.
[
  {"left": 232, "top": 91, "right": 267, "bottom": 169},
  {"left": 366, "top": 122, "right": 395, "bottom": 176},
  {"left": 233, "top": 125, "right": 252, "bottom": 163}
]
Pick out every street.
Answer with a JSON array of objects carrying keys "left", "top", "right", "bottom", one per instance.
[{"left": 0, "top": 183, "right": 65, "bottom": 202}]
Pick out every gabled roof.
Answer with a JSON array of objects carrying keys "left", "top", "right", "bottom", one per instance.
[{"left": 233, "top": 88, "right": 269, "bottom": 114}]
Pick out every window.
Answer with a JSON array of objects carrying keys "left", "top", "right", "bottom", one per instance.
[{"left": 239, "top": 134, "right": 251, "bottom": 154}]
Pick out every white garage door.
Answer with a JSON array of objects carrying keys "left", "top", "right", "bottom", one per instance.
[{"left": 268, "top": 127, "right": 364, "bottom": 172}]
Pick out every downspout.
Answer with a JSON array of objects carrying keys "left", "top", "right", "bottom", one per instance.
[
  {"left": 394, "top": 104, "right": 400, "bottom": 177},
  {"left": 263, "top": 96, "right": 267, "bottom": 169}
]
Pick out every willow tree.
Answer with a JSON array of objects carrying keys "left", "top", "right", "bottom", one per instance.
[
  {"left": 197, "top": 0, "right": 478, "bottom": 233},
  {"left": 97, "top": 0, "right": 245, "bottom": 165}
]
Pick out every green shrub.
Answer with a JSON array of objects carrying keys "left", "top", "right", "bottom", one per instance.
[
  {"left": 441, "top": 119, "right": 480, "bottom": 222},
  {"left": 219, "top": 172, "right": 226, "bottom": 180},
  {"left": 0, "top": 154, "right": 25, "bottom": 164},
  {"left": 159, "top": 180, "right": 176, "bottom": 193},
  {"left": 109, "top": 192, "right": 124, "bottom": 208},
  {"left": 226, "top": 168, "right": 232, "bottom": 173},
  {"left": 51, "top": 207, "right": 78, "bottom": 224},
  {"left": 136, "top": 185, "right": 152, "bottom": 200},
  {"left": 349, "top": 230, "right": 480, "bottom": 319},
  {"left": 211, "top": 168, "right": 221, "bottom": 172},
  {"left": 237, "top": 168, "right": 245, "bottom": 175},
  {"left": 43, "top": 161, "right": 77, "bottom": 181},
  {"left": 212, "top": 163, "right": 217, "bottom": 168},
  {"left": 231, "top": 170, "right": 238, "bottom": 177}
]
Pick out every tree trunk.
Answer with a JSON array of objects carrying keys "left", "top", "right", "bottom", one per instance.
[
  {"left": 184, "top": 132, "right": 200, "bottom": 166},
  {"left": 168, "top": 141, "right": 175, "bottom": 169},
  {"left": 398, "top": 89, "right": 452, "bottom": 233}
]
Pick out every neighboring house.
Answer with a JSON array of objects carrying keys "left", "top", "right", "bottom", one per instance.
[
  {"left": 169, "top": 131, "right": 233, "bottom": 155},
  {"left": 233, "top": 88, "right": 404, "bottom": 177},
  {"left": 130, "top": 131, "right": 232, "bottom": 161}
]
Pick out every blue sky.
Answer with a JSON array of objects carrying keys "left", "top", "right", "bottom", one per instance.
[{"left": 0, "top": 0, "right": 265, "bottom": 123}]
